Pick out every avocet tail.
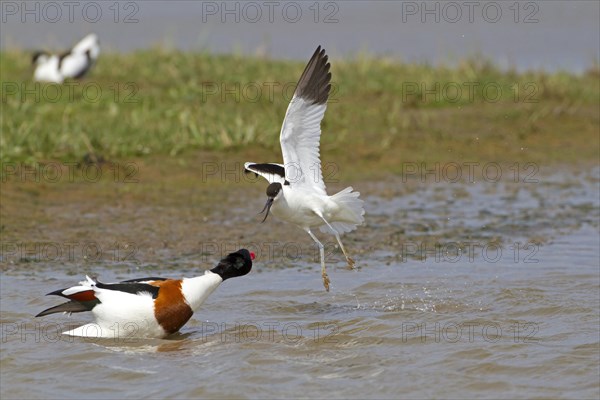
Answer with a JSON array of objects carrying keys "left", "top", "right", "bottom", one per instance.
[{"left": 320, "top": 187, "right": 365, "bottom": 234}]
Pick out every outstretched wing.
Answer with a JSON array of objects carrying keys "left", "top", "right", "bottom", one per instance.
[
  {"left": 71, "top": 33, "right": 100, "bottom": 60},
  {"left": 279, "top": 46, "right": 331, "bottom": 195},
  {"left": 59, "top": 51, "right": 92, "bottom": 79},
  {"left": 244, "top": 162, "right": 287, "bottom": 184}
]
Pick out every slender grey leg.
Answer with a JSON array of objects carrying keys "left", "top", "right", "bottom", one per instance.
[
  {"left": 318, "top": 216, "right": 356, "bottom": 269},
  {"left": 305, "top": 228, "right": 330, "bottom": 291}
]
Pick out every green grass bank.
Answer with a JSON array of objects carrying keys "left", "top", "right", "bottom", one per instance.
[{"left": 1, "top": 49, "right": 598, "bottom": 173}]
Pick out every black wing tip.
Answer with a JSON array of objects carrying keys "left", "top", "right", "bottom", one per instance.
[
  {"left": 245, "top": 170, "right": 260, "bottom": 178},
  {"left": 313, "top": 45, "right": 324, "bottom": 59},
  {"left": 244, "top": 164, "right": 256, "bottom": 174},
  {"left": 295, "top": 45, "right": 332, "bottom": 105}
]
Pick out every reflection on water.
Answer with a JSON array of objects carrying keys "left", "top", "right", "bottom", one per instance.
[{"left": 1, "top": 168, "right": 599, "bottom": 399}]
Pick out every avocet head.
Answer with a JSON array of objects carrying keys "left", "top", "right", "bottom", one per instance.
[
  {"left": 260, "top": 182, "right": 282, "bottom": 223},
  {"left": 32, "top": 51, "right": 50, "bottom": 65}
]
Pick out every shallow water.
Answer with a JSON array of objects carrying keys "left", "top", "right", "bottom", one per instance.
[{"left": 1, "top": 168, "right": 599, "bottom": 399}]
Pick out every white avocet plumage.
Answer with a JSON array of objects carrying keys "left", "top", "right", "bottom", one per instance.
[
  {"left": 36, "top": 249, "right": 254, "bottom": 338},
  {"left": 33, "top": 33, "right": 100, "bottom": 84},
  {"left": 245, "top": 46, "right": 365, "bottom": 291}
]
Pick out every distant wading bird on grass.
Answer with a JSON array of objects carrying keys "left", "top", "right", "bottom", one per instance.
[
  {"left": 32, "top": 33, "right": 100, "bottom": 84},
  {"left": 36, "top": 249, "right": 254, "bottom": 338},
  {"left": 245, "top": 46, "right": 365, "bottom": 291}
]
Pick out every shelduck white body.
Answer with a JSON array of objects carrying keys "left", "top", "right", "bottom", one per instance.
[{"left": 36, "top": 249, "right": 254, "bottom": 338}]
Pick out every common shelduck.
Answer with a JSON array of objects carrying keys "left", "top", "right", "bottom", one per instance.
[
  {"left": 36, "top": 249, "right": 254, "bottom": 338},
  {"left": 32, "top": 33, "right": 100, "bottom": 84},
  {"left": 244, "top": 46, "right": 365, "bottom": 291}
]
